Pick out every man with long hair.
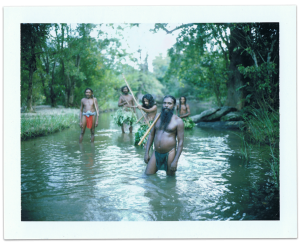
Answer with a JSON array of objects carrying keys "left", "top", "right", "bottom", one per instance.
[
  {"left": 144, "top": 95, "right": 184, "bottom": 175},
  {"left": 176, "top": 96, "right": 195, "bottom": 129},
  {"left": 79, "top": 88, "right": 99, "bottom": 143},
  {"left": 117, "top": 85, "right": 136, "bottom": 133},
  {"left": 137, "top": 94, "right": 157, "bottom": 122},
  {"left": 177, "top": 96, "right": 191, "bottom": 118}
]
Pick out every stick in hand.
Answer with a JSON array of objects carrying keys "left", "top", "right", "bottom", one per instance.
[{"left": 138, "top": 113, "right": 161, "bottom": 146}]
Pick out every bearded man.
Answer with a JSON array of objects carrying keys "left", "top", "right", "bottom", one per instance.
[{"left": 144, "top": 95, "right": 184, "bottom": 175}]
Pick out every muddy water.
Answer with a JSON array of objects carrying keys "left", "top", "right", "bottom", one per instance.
[{"left": 21, "top": 112, "right": 278, "bottom": 221}]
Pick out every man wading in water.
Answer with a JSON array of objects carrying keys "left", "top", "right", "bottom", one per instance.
[
  {"left": 144, "top": 96, "right": 184, "bottom": 175},
  {"left": 176, "top": 96, "right": 191, "bottom": 118},
  {"left": 79, "top": 88, "right": 99, "bottom": 143},
  {"left": 118, "top": 85, "right": 136, "bottom": 133},
  {"left": 137, "top": 94, "right": 157, "bottom": 122}
]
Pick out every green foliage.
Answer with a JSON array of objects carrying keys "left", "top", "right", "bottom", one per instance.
[
  {"left": 112, "top": 109, "right": 137, "bottom": 127},
  {"left": 21, "top": 113, "right": 77, "bottom": 140},
  {"left": 182, "top": 117, "right": 195, "bottom": 130},
  {"left": 134, "top": 122, "right": 152, "bottom": 146},
  {"left": 240, "top": 106, "right": 279, "bottom": 188}
]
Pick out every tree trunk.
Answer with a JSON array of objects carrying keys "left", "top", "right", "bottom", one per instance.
[
  {"left": 50, "top": 61, "right": 57, "bottom": 107},
  {"left": 225, "top": 27, "right": 251, "bottom": 110},
  {"left": 26, "top": 69, "right": 34, "bottom": 112}
]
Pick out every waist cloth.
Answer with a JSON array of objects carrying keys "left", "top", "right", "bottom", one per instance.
[
  {"left": 155, "top": 148, "right": 175, "bottom": 172},
  {"left": 83, "top": 111, "right": 96, "bottom": 129}
]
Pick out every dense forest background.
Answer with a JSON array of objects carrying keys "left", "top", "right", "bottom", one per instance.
[{"left": 21, "top": 23, "right": 279, "bottom": 113}]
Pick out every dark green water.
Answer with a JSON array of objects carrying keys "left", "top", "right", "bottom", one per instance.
[{"left": 21, "top": 112, "right": 279, "bottom": 221}]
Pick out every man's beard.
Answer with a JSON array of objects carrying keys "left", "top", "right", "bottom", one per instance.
[
  {"left": 123, "top": 91, "right": 129, "bottom": 95},
  {"left": 160, "top": 107, "right": 174, "bottom": 131}
]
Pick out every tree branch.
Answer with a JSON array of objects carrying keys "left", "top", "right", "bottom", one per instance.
[{"left": 159, "top": 23, "right": 196, "bottom": 34}]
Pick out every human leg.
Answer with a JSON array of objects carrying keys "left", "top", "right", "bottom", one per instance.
[
  {"left": 145, "top": 152, "right": 157, "bottom": 175},
  {"left": 79, "top": 116, "right": 87, "bottom": 143},
  {"left": 90, "top": 115, "right": 95, "bottom": 142},
  {"left": 167, "top": 148, "right": 176, "bottom": 176}
]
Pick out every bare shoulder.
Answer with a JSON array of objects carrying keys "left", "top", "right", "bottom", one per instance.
[
  {"left": 174, "top": 114, "right": 183, "bottom": 125},
  {"left": 186, "top": 103, "right": 190, "bottom": 108}
]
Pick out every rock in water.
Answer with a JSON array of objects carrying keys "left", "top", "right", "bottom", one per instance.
[
  {"left": 197, "top": 121, "right": 244, "bottom": 130},
  {"left": 201, "top": 106, "right": 237, "bottom": 122},
  {"left": 221, "top": 111, "right": 243, "bottom": 121},
  {"left": 190, "top": 107, "right": 220, "bottom": 123}
]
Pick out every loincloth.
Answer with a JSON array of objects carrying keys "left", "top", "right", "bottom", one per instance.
[
  {"left": 83, "top": 111, "right": 96, "bottom": 129},
  {"left": 155, "top": 148, "right": 175, "bottom": 172},
  {"left": 112, "top": 108, "right": 137, "bottom": 127}
]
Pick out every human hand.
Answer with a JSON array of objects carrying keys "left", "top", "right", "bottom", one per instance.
[
  {"left": 170, "top": 161, "right": 177, "bottom": 172},
  {"left": 137, "top": 105, "right": 142, "bottom": 110},
  {"left": 79, "top": 122, "right": 83, "bottom": 128},
  {"left": 95, "top": 121, "right": 98, "bottom": 127},
  {"left": 144, "top": 154, "right": 150, "bottom": 164}
]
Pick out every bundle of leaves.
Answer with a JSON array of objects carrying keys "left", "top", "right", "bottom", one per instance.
[
  {"left": 182, "top": 117, "right": 195, "bottom": 130},
  {"left": 112, "top": 108, "right": 137, "bottom": 127},
  {"left": 134, "top": 121, "right": 152, "bottom": 147}
]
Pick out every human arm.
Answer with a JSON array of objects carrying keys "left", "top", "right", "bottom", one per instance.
[
  {"left": 144, "top": 115, "right": 158, "bottom": 164},
  {"left": 179, "top": 104, "right": 191, "bottom": 118},
  {"left": 137, "top": 105, "right": 157, "bottom": 113},
  {"left": 79, "top": 99, "right": 83, "bottom": 128},
  {"left": 118, "top": 96, "right": 127, "bottom": 107},
  {"left": 94, "top": 98, "right": 99, "bottom": 127},
  {"left": 170, "top": 118, "right": 184, "bottom": 172}
]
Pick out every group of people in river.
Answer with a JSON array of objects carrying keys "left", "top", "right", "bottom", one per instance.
[{"left": 79, "top": 86, "right": 194, "bottom": 176}]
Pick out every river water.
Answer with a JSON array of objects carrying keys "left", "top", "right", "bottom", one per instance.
[{"left": 21, "top": 111, "right": 279, "bottom": 221}]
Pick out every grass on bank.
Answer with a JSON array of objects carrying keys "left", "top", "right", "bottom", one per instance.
[
  {"left": 240, "top": 106, "right": 279, "bottom": 188},
  {"left": 21, "top": 113, "right": 77, "bottom": 140}
]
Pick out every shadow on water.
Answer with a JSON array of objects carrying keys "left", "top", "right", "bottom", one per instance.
[{"left": 21, "top": 112, "right": 279, "bottom": 221}]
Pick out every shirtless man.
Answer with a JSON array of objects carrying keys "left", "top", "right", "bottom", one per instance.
[
  {"left": 144, "top": 95, "right": 184, "bottom": 176},
  {"left": 176, "top": 96, "right": 191, "bottom": 118},
  {"left": 137, "top": 94, "right": 157, "bottom": 122},
  {"left": 118, "top": 85, "right": 136, "bottom": 133},
  {"left": 79, "top": 88, "right": 99, "bottom": 143}
]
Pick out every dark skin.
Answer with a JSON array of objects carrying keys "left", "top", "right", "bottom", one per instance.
[
  {"left": 79, "top": 89, "right": 99, "bottom": 143},
  {"left": 144, "top": 97, "right": 184, "bottom": 176},
  {"left": 118, "top": 87, "right": 136, "bottom": 133},
  {"left": 137, "top": 98, "right": 157, "bottom": 122},
  {"left": 176, "top": 97, "right": 191, "bottom": 118}
]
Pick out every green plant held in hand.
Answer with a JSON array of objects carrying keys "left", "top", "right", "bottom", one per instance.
[
  {"left": 182, "top": 117, "right": 195, "bottom": 130},
  {"left": 112, "top": 109, "right": 137, "bottom": 127},
  {"left": 134, "top": 121, "right": 152, "bottom": 147}
]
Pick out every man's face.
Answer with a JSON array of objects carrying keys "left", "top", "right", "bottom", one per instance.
[
  {"left": 163, "top": 97, "right": 175, "bottom": 111},
  {"left": 123, "top": 87, "right": 129, "bottom": 94},
  {"left": 85, "top": 90, "right": 92, "bottom": 98},
  {"left": 144, "top": 98, "right": 149, "bottom": 106},
  {"left": 180, "top": 97, "right": 186, "bottom": 104}
]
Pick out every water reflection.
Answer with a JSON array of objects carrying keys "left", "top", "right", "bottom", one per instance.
[{"left": 21, "top": 112, "right": 277, "bottom": 221}]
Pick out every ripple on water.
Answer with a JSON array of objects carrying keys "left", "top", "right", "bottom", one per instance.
[{"left": 21, "top": 113, "right": 277, "bottom": 221}]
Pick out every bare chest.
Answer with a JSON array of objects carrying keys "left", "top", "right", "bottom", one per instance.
[
  {"left": 122, "top": 95, "right": 133, "bottom": 104},
  {"left": 155, "top": 119, "right": 177, "bottom": 134}
]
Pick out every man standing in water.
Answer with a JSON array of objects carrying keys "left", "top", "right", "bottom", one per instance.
[
  {"left": 176, "top": 96, "right": 191, "bottom": 118},
  {"left": 137, "top": 94, "right": 157, "bottom": 122},
  {"left": 118, "top": 85, "right": 136, "bottom": 133},
  {"left": 144, "top": 95, "right": 184, "bottom": 175},
  {"left": 79, "top": 88, "right": 99, "bottom": 143}
]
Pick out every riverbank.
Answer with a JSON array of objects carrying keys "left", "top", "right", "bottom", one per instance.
[{"left": 21, "top": 105, "right": 117, "bottom": 140}]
